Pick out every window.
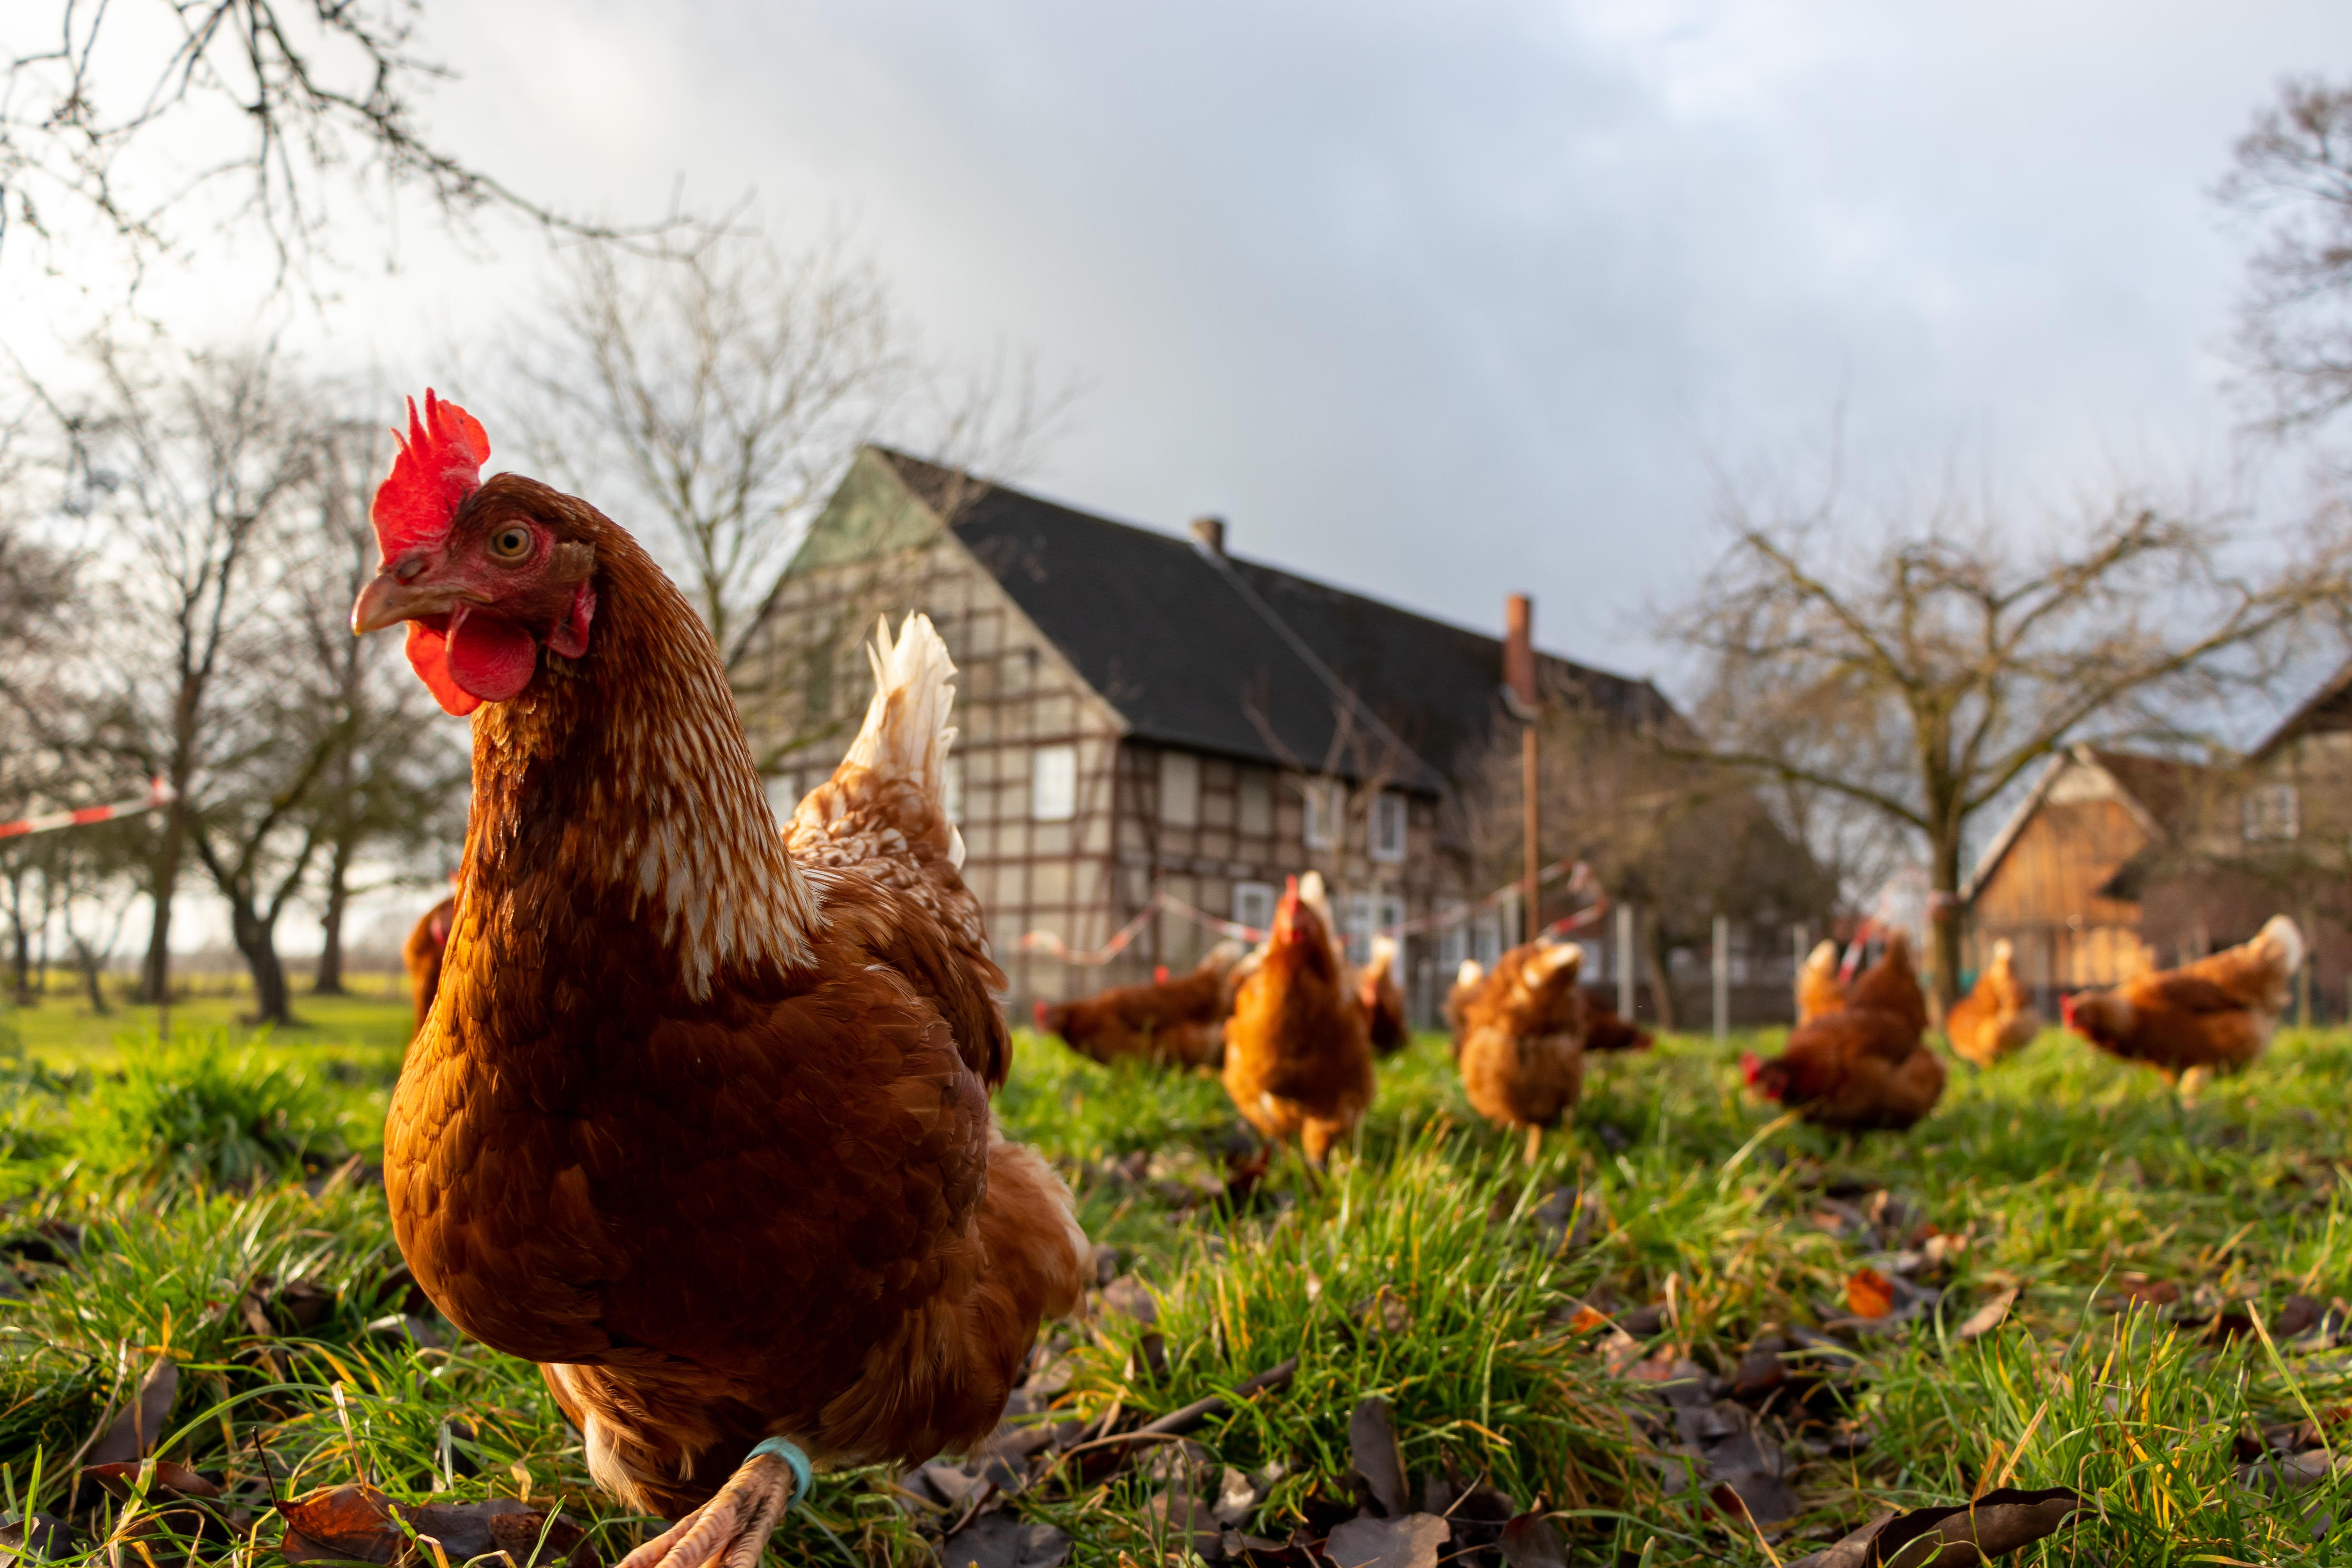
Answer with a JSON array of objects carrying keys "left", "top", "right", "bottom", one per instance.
[
  {"left": 1301, "top": 780, "right": 1341, "bottom": 850},
  {"left": 1238, "top": 773, "right": 1273, "bottom": 836},
  {"left": 2242, "top": 782, "right": 2300, "bottom": 842},
  {"left": 1370, "top": 791, "right": 1407, "bottom": 862},
  {"left": 1471, "top": 911, "right": 1503, "bottom": 968},
  {"left": 1375, "top": 893, "right": 1406, "bottom": 941},
  {"left": 944, "top": 753, "right": 965, "bottom": 826},
  {"left": 1158, "top": 750, "right": 1201, "bottom": 827},
  {"left": 1233, "top": 880, "right": 1278, "bottom": 938},
  {"left": 1343, "top": 892, "right": 1374, "bottom": 966},
  {"left": 1031, "top": 744, "right": 1077, "bottom": 822},
  {"left": 1436, "top": 898, "right": 1468, "bottom": 969}
]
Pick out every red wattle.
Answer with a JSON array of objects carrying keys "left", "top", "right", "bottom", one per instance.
[
  {"left": 447, "top": 608, "right": 539, "bottom": 702},
  {"left": 405, "top": 621, "right": 481, "bottom": 717}
]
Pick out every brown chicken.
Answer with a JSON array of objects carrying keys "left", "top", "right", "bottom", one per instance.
[
  {"left": 2063, "top": 915, "right": 2304, "bottom": 1091},
  {"left": 1455, "top": 940, "right": 1588, "bottom": 1163},
  {"left": 1221, "top": 876, "right": 1376, "bottom": 1164},
  {"left": 1795, "top": 938, "right": 1847, "bottom": 1024},
  {"left": 1581, "top": 985, "right": 1653, "bottom": 1054},
  {"left": 1034, "top": 940, "right": 1244, "bottom": 1069},
  {"left": 1360, "top": 934, "right": 1410, "bottom": 1056},
  {"left": 353, "top": 392, "right": 1087, "bottom": 1568},
  {"left": 1945, "top": 938, "right": 2040, "bottom": 1068},
  {"left": 1744, "top": 930, "right": 1944, "bottom": 1132},
  {"left": 401, "top": 893, "right": 456, "bottom": 1034}
]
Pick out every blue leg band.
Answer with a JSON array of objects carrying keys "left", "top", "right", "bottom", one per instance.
[{"left": 748, "top": 1437, "right": 813, "bottom": 1512}]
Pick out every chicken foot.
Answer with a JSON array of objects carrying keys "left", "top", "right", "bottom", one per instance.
[{"left": 620, "top": 1446, "right": 805, "bottom": 1568}]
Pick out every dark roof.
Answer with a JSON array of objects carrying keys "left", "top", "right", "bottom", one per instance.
[
  {"left": 2253, "top": 658, "right": 2352, "bottom": 762},
  {"left": 877, "top": 450, "right": 1677, "bottom": 794},
  {"left": 2082, "top": 749, "right": 2212, "bottom": 833}
]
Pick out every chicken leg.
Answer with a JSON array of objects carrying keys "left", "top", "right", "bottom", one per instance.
[{"left": 619, "top": 1445, "right": 805, "bottom": 1568}]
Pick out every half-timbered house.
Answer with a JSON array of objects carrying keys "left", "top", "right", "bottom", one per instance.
[{"left": 740, "top": 447, "right": 1678, "bottom": 1020}]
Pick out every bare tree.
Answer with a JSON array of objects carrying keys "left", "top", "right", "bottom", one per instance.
[
  {"left": 496, "top": 229, "right": 1071, "bottom": 757},
  {"left": 1, "top": 1, "right": 675, "bottom": 290},
  {"left": 2220, "top": 78, "right": 2352, "bottom": 437},
  {"left": 36, "top": 341, "right": 317, "bottom": 1007},
  {"left": 1664, "top": 472, "right": 2352, "bottom": 1010}
]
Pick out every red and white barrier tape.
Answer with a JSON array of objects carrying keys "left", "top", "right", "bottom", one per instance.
[
  {"left": 0, "top": 778, "right": 176, "bottom": 841},
  {"left": 1019, "top": 858, "right": 1604, "bottom": 966}
]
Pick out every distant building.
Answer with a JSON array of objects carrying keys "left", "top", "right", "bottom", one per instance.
[
  {"left": 740, "top": 447, "right": 1677, "bottom": 1019},
  {"left": 1961, "top": 746, "right": 2215, "bottom": 1011},
  {"left": 1964, "top": 666, "right": 2352, "bottom": 1017}
]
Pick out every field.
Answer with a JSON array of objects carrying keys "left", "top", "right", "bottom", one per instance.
[{"left": 3, "top": 989, "right": 2350, "bottom": 1567}]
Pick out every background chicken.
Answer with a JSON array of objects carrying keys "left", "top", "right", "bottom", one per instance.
[
  {"left": 1034, "top": 940, "right": 1244, "bottom": 1068},
  {"left": 1795, "top": 938, "right": 1847, "bottom": 1024},
  {"left": 1359, "top": 933, "right": 1410, "bottom": 1056},
  {"left": 1945, "top": 937, "right": 2040, "bottom": 1068},
  {"left": 355, "top": 393, "right": 1087, "bottom": 1568},
  {"left": 1221, "top": 876, "right": 1375, "bottom": 1163},
  {"left": 1744, "top": 930, "right": 1944, "bottom": 1132},
  {"left": 1454, "top": 940, "right": 1587, "bottom": 1163},
  {"left": 1581, "top": 985, "right": 1653, "bottom": 1053},
  {"left": 401, "top": 892, "right": 455, "bottom": 1036},
  {"left": 2063, "top": 915, "right": 2304, "bottom": 1091}
]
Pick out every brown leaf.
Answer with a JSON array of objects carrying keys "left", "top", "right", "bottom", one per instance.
[
  {"left": 1496, "top": 1510, "right": 1565, "bottom": 1568},
  {"left": 1845, "top": 1268, "right": 1895, "bottom": 1320},
  {"left": 1144, "top": 1491, "right": 1221, "bottom": 1561},
  {"left": 276, "top": 1484, "right": 539, "bottom": 1565},
  {"left": 0, "top": 1514, "right": 73, "bottom": 1566},
  {"left": 2110, "top": 1276, "right": 2180, "bottom": 1308},
  {"left": 1322, "top": 1514, "right": 1449, "bottom": 1568},
  {"left": 1782, "top": 1487, "right": 2084, "bottom": 1568},
  {"left": 1563, "top": 1305, "right": 1608, "bottom": 1336},
  {"left": 84, "top": 1356, "right": 178, "bottom": 1466},
  {"left": 939, "top": 1512, "right": 1072, "bottom": 1568},
  {"left": 1954, "top": 1288, "right": 2018, "bottom": 1342},
  {"left": 1346, "top": 1396, "right": 1409, "bottom": 1517}
]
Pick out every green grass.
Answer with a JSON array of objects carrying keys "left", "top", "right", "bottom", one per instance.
[{"left": 6, "top": 1004, "right": 2352, "bottom": 1564}]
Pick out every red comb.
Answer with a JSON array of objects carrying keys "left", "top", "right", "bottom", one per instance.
[{"left": 372, "top": 391, "right": 488, "bottom": 559}]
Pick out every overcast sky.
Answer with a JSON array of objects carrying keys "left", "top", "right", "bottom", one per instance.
[
  {"left": 315, "top": 0, "right": 2344, "bottom": 686},
  {"left": 11, "top": 2, "right": 2351, "bottom": 955}
]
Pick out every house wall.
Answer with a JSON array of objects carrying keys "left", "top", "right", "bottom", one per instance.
[{"left": 1969, "top": 765, "right": 2158, "bottom": 1003}]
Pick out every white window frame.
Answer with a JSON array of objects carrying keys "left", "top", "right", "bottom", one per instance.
[
  {"left": 1436, "top": 898, "right": 1467, "bottom": 969},
  {"left": 1301, "top": 779, "right": 1341, "bottom": 850},
  {"left": 1158, "top": 750, "right": 1201, "bottom": 828},
  {"left": 1031, "top": 744, "right": 1077, "bottom": 822},
  {"left": 1370, "top": 791, "right": 1407, "bottom": 863},
  {"left": 1233, "top": 880, "right": 1279, "bottom": 939},
  {"left": 1375, "top": 893, "right": 1406, "bottom": 941},
  {"left": 2242, "top": 782, "right": 2300, "bottom": 842},
  {"left": 1342, "top": 891, "right": 1374, "bottom": 967},
  {"left": 1471, "top": 910, "right": 1503, "bottom": 968}
]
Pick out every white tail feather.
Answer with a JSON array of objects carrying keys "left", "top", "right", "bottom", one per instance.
[
  {"left": 844, "top": 613, "right": 965, "bottom": 867},
  {"left": 2257, "top": 914, "right": 2306, "bottom": 977}
]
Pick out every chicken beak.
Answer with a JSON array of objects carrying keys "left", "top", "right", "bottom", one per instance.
[{"left": 353, "top": 563, "right": 459, "bottom": 634}]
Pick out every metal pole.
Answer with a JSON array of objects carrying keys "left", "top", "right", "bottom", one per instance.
[
  {"left": 1506, "top": 594, "right": 1539, "bottom": 946},
  {"left": 1617, "top": 902, "right": 1635, "bottom": 1019},
  {"left": 1712, "top": 913, "right": 1730, "bottom": 1041}
]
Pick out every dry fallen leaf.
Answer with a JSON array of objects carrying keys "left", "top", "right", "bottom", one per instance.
[
  {"left": 276, "top": 1483, "right": 544, "bottom": 1565},
  {"left": 1846, "top": 1268, "right": 1896, "bottom": 1320},
  {"left": 1347, "top": 1396, "right": 1410, "bottom": 1517},
  {"left": 1954, "top": 1288, "right": 2019, "bottom": 1342},
  {"left": 1497, "top": 1509, "right": 1566, "bottom": 1568},
  {"left": 83, "top": 1356, "right": 179, "bottom": 1467},
  {"left": 1563, "top": 1305, "right": 1609, "bottom": 1336},
  {"left": 1323, "top": 1514, "right": 1450, "bottom": 1568},
  {"left": 1782, "top": 1486, "right": 2084, "bottom": 1568}
]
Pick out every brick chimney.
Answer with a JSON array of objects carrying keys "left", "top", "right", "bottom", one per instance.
[
  {"left": 1504, "top": 593, "right": 1536, "bottom": 706},
  {"left": 1190, "top": 515, "right": 1227, "bottom": 556}
]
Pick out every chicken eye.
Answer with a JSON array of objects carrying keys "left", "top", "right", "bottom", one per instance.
[{"left": 488, "top": 525, "right": 533, "bottom": 561}]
